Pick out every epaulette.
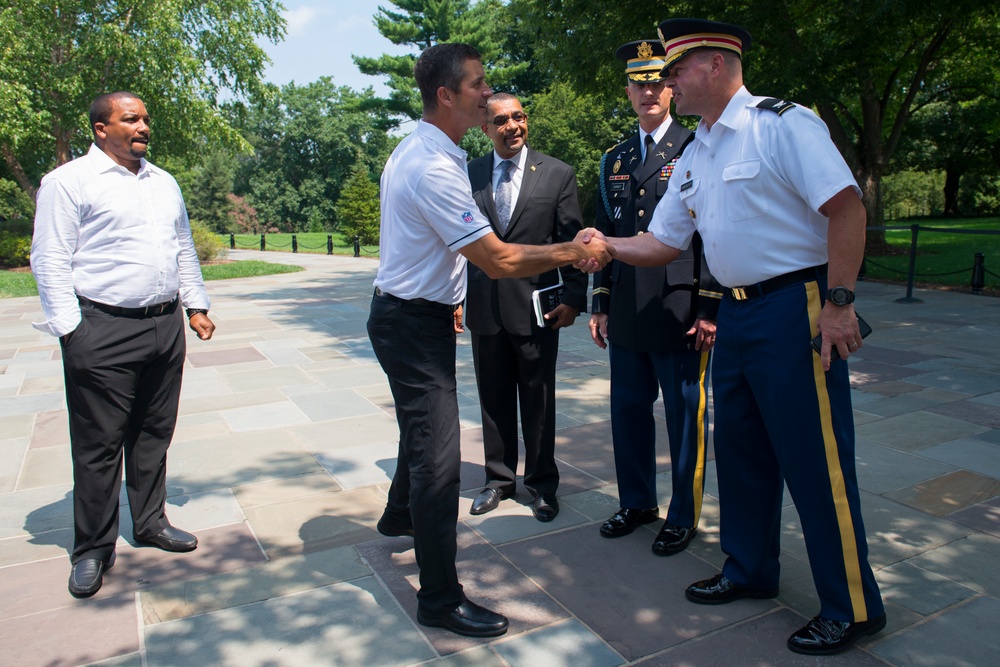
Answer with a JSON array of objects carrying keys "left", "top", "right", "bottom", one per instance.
[
  {"left": 752, "top": 97, "right": 795, "bottom": 115},
  {"left": 605, "top": 145, "right": 616, "bottom": 154}
]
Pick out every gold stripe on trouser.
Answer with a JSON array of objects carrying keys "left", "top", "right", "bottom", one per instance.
[
  {"left": 806, "top": 281, "right": 867, "bottom": 620},
  {"left": 691, "top": 349, "right": 711, "bottom": 525}
]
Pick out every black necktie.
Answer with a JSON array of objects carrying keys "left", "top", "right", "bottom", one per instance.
[{"left": 643, "top": 134, "right": 655, "bottom": 165}]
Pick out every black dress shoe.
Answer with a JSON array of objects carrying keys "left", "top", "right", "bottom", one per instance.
[
  {"left": 599, "top": 507, "right": 660, "bottom": 538},
  {"left": 685, "top": 573, "right": 779, "bottom": 605},
  {"left": 787, "top": 613, "right": 887, "bottom": 655},
  {"left": 376, "top": 512, "right": 414, "bottom": 537},
  {"left": 531, "top": 494, "right": 559, "bottom": 522},
  {"left": 417, "top": 600, "right": 509, "bottom": 638},
  {"left": 134, "top": 525, "right": 198, "bottom": 552},
  {"left": 469, "top": 488, "right": 507, "bottom": 516},
  {"left": 651, "top": 521, "right": 696, "bottom": 556},
  {"left": 68, "top": 553, "right": 115, "bottom": 598}
]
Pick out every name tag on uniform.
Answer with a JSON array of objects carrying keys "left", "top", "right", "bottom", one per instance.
[
  {"left": 610, "top": 182, "right": 626, "bottom": 191},
  {"left": 680, "top": 180, "right": 693, "bottom": 192}
]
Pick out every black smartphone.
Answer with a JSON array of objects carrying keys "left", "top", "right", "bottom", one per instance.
[{"left": 811, "top": 314, "right": 873, "bottom": 360}]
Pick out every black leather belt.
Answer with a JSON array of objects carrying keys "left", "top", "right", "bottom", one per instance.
[
  {"left": 78, "top": 295, "right": 178, "bottom": 317},
  {"left": 374, "top": 287, "right": 455, "bottom": 313},
  {"left": 727, "top": 264, "right": 828, "bottom": 301}
]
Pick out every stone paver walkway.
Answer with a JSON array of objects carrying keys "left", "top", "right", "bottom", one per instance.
[{"left": 2, "top": 249, "right": 998, "bottom": 666}]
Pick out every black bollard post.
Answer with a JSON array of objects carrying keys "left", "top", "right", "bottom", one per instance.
[
  {"left": 971, "top": 252, "right": 985, "bottom": 294},
  {"left": 327, "top": 234, "right": 333, "bottom": 255},
  {"left": 230, "top": 233, "right": 235, "bottom": 249},
  {"left": 895, "top": 224, "right": 923, "bottom": 303},
  {"left": 354, "top": 235, "right": 360, "bottom": 258},
  {"left": 292, "top": 234, "right": 298, "bottom": 253},
  {"left": 260, "top": 233, "right": 266, "bottom": 251}
]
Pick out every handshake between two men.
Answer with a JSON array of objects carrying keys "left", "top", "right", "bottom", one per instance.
[
  {"left": 573, "top": 227, "right": 680, "bottom": 274},
  {"left": 571, "top": 227, "right": 615, "bottom": 272}
]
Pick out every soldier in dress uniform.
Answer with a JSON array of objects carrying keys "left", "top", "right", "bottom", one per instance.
[
  {"left": 589, "top": 39, "right": 722, "bottom": 556},
  {"left": 591, "top": 19, "right": 886, "bottom": 655}
]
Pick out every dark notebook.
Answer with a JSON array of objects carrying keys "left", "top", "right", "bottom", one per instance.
[{"left": 532, "top": 283, "right": 565, "bottom": 327}]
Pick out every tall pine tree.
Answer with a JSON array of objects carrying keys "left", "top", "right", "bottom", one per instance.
[{"left": 337, "top": 165, "right": 381, "bottom": 246}]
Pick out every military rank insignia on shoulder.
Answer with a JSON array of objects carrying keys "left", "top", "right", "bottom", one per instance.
[{"left": 754, "top": 97, "right": 795, "bottom": 115}]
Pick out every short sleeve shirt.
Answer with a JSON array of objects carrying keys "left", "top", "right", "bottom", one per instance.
[
  {"left": 648, "top": 86, "right": 861, "bottom": 287},
  {"left": 374, "top": 120, "right": 493, "bottom": 304}
]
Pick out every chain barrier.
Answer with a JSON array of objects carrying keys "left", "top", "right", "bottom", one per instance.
[
  {"left": 224, "top": 233, "right": 360, "bottom": 256},
  {"left": 864, "top": 224, "right": 998, "bottom": 302}
]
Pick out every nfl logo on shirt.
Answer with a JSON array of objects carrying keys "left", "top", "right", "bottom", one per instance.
[{"left": 462, "top": 211, "right": 475, "bottom": 224}]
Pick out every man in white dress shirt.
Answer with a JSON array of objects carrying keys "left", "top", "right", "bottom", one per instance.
[{"left": 31, "top": 91, "right": 216, "bottom": 599}]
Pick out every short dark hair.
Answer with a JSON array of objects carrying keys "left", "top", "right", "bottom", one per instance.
[
  {"left": 89, "top": 92, "right": 140, "bottom": 134},
  {"left": 414, "top": 43, "right": 482, "bottom": 111},
  {"left": 486, "top": 92, "right": 518, "bottom": 108}
]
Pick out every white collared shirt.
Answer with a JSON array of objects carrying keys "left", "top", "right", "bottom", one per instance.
[
  {"left": 491, "top": 147, "right": 526, "bottom": 210},
  {"left": 648, "top": 86, "right": 861, "bottom": 287},
  {"left": 374, "top": 120, "right": 493, "bottom": 304},
  {"left": 30, "top": 144, "right": 210, "bottom": 337}
]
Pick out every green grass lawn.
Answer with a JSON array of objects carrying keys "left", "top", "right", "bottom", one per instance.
[
  {"left": 201, "top": 260, "right": 304, "bottom": 280},
  {"left": 0, "top": 260, "right": 304, "bottom": 299},
  {"left": 228, "top": 232, "right": 380, "bottom": 257},
  {"left": 864, "top": 217, "right": 999, "bottom": 291}
]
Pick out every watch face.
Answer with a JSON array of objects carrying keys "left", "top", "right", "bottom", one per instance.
[{"left": 829, "top": 287, "right": 854, "bottom": 306}]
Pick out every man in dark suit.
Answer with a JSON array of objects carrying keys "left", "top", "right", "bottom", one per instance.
[
  {"left": 465, "top": 92, "right": 588, "bottom": 522},
  {"left": 589, "top": 41, "right": 722, "bottom": 555}
]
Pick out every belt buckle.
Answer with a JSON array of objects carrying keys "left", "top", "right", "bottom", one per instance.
[{"left": 732, "top": 287, "right": 748, "bottom": 301}]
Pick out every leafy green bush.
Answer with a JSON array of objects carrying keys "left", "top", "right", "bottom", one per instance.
[
  {"left": 0, "top": 231, "right": 31, "bottom": 268},
  {"left": 959, "top": 171, "right": 1000, "bottom": 215},
  {"left": 189, "top": 219, "right": 226, "bottom": 263},
  {"left": 0, "top": 178, "right": 35, "bottom": 224},
  {"left": 882, "top": 170, "right": 945, "bottom": 219}
]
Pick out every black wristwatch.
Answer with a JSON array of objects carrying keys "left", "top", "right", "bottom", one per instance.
[
  {"left": 186, "top": 308, "right": 209, "bottom": 318},
  {"left": 827, "top": 287, "right": 855, "bottom": 306}
]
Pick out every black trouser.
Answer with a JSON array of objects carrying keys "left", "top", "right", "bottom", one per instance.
[
  {"left": 367, "top": 292, "right": 465, "bottom": 614},
  {"left": 60, "top": 299, "right": 185, "bottom": 564},
  {"left": 471, "top": 327, "right": 560, "bottom": 498}
]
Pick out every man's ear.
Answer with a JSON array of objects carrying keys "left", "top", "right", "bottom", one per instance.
[
  {"left": 93, "top": 123, "right": 107, "bottom": 140},
  {"left": 437, "top": 85, "right": 453, "bottom": 109},
  {"left": 481, "top": 124, "right": 490, "bottom": 136}
]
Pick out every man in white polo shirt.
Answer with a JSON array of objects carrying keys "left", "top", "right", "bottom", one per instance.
[{"left": 367, "top": 43, "right": 611, "bottom": 639}]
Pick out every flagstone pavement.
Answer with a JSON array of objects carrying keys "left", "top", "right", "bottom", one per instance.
[{"left": 2, "top": 249, "right": 999, "bottom": 666}]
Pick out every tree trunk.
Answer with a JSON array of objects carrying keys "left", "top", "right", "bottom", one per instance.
[
  {"left": 1, "top": 143, "right": 37, "bottom": 200},
  {"left": 943, "top": 168, "right": 961, "bottom": 216},
  {"left": 55, "top": 132, "right": 73, "bottom": 167},
  {"left": 860, "top": 169, "right": 891, "bottom": 254}
]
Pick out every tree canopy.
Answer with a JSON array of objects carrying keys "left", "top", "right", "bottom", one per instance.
[
  {"left": 233, "top": 79, "right": 397, "bottom": 232},
  {"left": 0, "top": 0, "right": 285, "bottom": 200},
  {"left": 512, "top": 0, "right": 1000, "bottom": 241}
]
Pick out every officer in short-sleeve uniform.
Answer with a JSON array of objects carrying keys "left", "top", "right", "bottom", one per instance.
[
  {"left": 645, "top": 18, "right": 885, "bottom": 656},
  {"left": 589, "top": 40, "right": 722, "bottom": 556}
]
